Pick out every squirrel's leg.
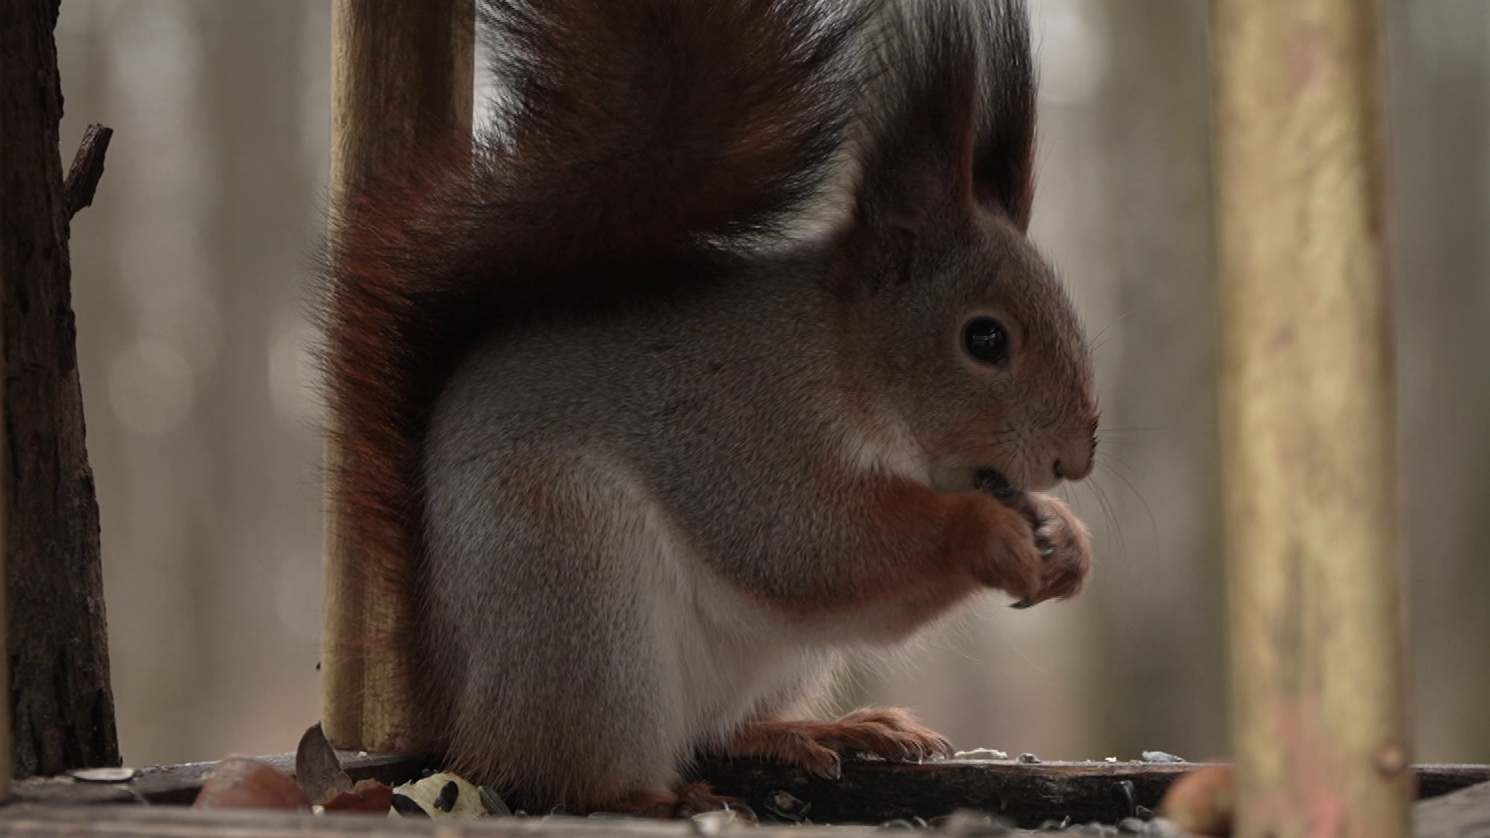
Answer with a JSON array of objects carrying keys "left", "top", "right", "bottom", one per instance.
[
  {"left": 428, "top": 458, "right": 704, "bottom": 815},
  {"left": 721, "top": 708, "right": 954, "bottom": 778}
]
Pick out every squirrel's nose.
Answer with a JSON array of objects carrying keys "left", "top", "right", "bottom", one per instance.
[{"left": 1052, "top": 433, "right": 1096, "bottom": 482}]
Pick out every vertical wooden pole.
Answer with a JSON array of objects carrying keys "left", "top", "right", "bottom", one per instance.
[
  {"left": 1213, "top": 3, "right": 1411, "bottom": 838},
  {"left": 322, "top": 0, "right": 473, "bottom": 752},
  {"left": 1, "top": 0, "right": 117, "bottom": 780},
  {"left": 0, "top": 122, "right": 9, "bottom": 804}
]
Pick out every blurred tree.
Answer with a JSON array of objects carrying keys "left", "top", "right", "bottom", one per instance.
[{"left": 0, "top": 0, "right": 118, "bottom": 777}]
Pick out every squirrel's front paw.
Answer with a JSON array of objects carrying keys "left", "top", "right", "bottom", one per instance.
[
  {"left": 967, "top": 491, "right": 1091, "bottom": 606},
  {"left": 1010, "top": 493, "right": 1091, "bottom": 608}
]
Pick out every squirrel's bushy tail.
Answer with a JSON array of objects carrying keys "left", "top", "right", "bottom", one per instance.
[
  {"left": 477, "top": 0, "right": 870, "bottom": 262},
  {"left": 321, "top": 0, "right": 871, "bottom": 747}
]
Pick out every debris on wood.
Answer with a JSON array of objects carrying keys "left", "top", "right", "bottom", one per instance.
[
  {"left": 390, "top": 772, "right": 491, "bottom": 818},
  {"left": 69, "top": 768, "right": 136, "bottom": 783},
  {"left": 321, "top": 779, "right": 395, "bottom": 814},
  {"left": 12, "top": 740, "right": 1490, "bottom": 835},
  {"left": 1159, "top": 765, "right": 1234, "bottom": 837},
  {"left": 192, "top": 757, "right": 311, "bottom": 811},
  {"left": 295, "top": 723, "right": 356, "bottom": 805},
  {"left": 954, "top": 749, "right": 1010, "bottom": 761}
]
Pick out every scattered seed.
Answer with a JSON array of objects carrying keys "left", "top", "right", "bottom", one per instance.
[
  {"left": 1111, "top": 780, "right": 1137, "bottom": 819},
  {"left": 954, "top": 748, "right": 1010, "bottom": 761},
  {"left": 932, "top": 810, "right": 1011, "bottom": 835},
  {"left": 478, "top": 785, "right": 512, "bottom": 816},
  {"left": 691, "top": 809, "right": 742, "bottom": 835},
  {"left": 433, "top": 780, "right": 459, "bottom": 812},
  {"left": 70, "top": 768, "right": 136, "bottom": 783},
  {"left": 391, "top": 793, "right": 429, "bottom": 817},
  {"left": 764, "top": 789, "right": 809, "bottom": 821}
]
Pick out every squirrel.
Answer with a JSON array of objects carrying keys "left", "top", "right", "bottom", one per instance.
[{"left": 323, "top": 0, "right": 1099, "bottom": 819}]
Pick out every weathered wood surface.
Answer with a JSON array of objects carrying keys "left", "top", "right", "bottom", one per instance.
[
  {"left": 11, "top": 753, "right": 1490, "bottom": 829},
  {"left": 703, "top": 762, "right": 1490, "bottom": 828},
  {"left": 62, "top": 124, "right": 113, "bottom": 221},
  {"left": 0, "top": 804, "right": 836, "bottom": 838},
  {"left": 0, "top": 0, "right": 118, "bottom": 780},
  {"left": 706, "top": 759, "right": 1187, "bottom": 826},
  {"left": 321, "top": 0, "right": 475, "bottom": 757},
  {"left": 3, "top": 779, "right": 1490, "bottom": 838},
  {"left": 1417, "top": 779, "right": 1490, "bottom": 838},
  {"left": 12, "top": 752, "right": 429, "bottom": 807},
  {"left": 1213, "top": 2, "right": 1409, "bottom": 838}
]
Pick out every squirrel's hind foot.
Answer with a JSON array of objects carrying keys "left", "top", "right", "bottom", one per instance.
[{"left": 722, "top": 708, "right": 954, "bottom": 779}]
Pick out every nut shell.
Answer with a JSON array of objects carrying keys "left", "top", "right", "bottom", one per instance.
[{"left": 193, "top": 756, "right": 312, "bottom": 811}]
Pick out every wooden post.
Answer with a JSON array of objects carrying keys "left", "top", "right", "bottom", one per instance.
[
  {"left": 0, "top": 120, "right": 8, "bottom": 804},
  {"left": 322, "top": 0, "right": 474, "bottom": 753},
  {"left": 1213, "top": 3, "right": 1411, "bottom": 838},
  {"left": 0, "top": 0, "right": 118, "bottom": 780}
]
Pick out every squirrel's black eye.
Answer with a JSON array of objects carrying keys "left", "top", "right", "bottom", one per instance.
[{"left": 963, "top": 317, "right": 1010, "bottom": 365}]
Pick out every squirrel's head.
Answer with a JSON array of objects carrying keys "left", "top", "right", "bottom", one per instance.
[
  {"left": 834, "top": 203, "right": 1097, "bottom": 498},
  {"left": 831, "top": 0, "right": 1097, "bottom": 498}
]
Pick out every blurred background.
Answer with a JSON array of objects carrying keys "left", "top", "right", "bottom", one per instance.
[{"left": 51, "top": 1, "right": 1489, "bottom": 769}]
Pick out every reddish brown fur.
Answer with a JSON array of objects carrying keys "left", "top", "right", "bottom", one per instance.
[
  {"left": 726, "top": 709, "right": 955, "bottom": 779},
  {"left": 324, "top": 0, "right": 870, "bottom": 757}
]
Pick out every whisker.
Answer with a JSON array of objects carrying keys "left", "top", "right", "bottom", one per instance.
[{"left": 1098, "top": 458, "right": 1161, "bottom": 558}]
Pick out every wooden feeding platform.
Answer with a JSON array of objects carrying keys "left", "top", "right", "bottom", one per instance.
[{"left": 5, "top": 754, "right": 1490, "bottom": 836}]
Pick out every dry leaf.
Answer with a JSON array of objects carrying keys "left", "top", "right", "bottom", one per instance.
[
  {"left": 322, "top": 778, "right": 395, "bottom": 813},
  {"left": 295, "top": 722, "right": 353, "bottom": 805}
]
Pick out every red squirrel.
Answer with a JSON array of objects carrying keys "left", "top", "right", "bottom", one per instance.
[{"left": 324, "top": 0, "right": 1098, "bottom": 818}]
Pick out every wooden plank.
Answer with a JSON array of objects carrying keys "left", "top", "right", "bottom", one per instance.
[
  {"left": 0, "top": 804, "right": 813, "bottom": 838},
  {"left": 706, "top": 759, "right": 1193, "bottom": 826},
  {"left": 321, "top": 0, "right": 474, "bottom": 754},
  {"left": 0, "top": 0, "right": 9, "bottom": 800},
  {"left": 3, "top": 777, "right": 1490, "bottom": 838},
  {"left": 1416, "top": 779, "right": 1490, "bottom": 838},
  {"left": 1211, "top": 2, "right": 1410, "bottom": 838},
  {"left": 705, "top": 762, "right": 1490, "bottom": 828},
  {"left": 12, "top": 754, "right": 1490, "bottom": 827},
  {"left": 12, "top": 752, "right": 432, "bottom": 807}
]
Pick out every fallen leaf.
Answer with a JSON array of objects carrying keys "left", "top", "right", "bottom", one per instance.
[
  {"left": 295, "top": 722, "right": 353, "bottom": 805},
  {"left": 322, "top": 778, "right": 394, "bottom": 813}
]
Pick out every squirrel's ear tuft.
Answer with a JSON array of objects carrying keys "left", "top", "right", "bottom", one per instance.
[
  {"left": 969, "top": 1, "right": 1038, "bottom": 229},
  {"left": 854, "top": 7, "right": 978, "bottom": 233},
  {"left": 854, "top": 0, "right": 1037, "bottom": 233}
]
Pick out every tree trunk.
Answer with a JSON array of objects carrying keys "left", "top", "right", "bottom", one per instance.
[{"left": 0, "top": 0, "right": 119, "bottom": 778}]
